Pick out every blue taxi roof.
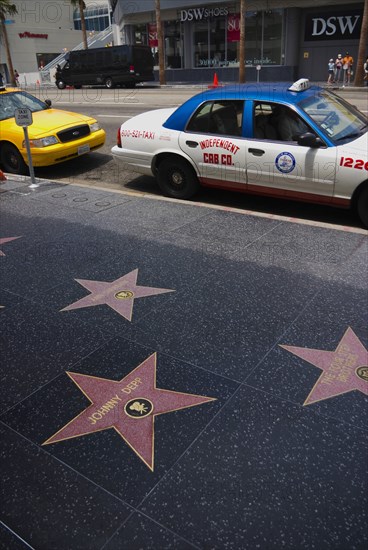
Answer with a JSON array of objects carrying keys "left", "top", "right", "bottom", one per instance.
[{"left": 163, "top": 82, "right": 323, "bottom": 131}]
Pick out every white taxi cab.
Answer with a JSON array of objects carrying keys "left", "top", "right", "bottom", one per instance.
[{"left": 112, "top": 79, "right": 368, "bottom": 227}]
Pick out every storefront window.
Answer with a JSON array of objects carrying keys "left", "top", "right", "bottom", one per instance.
[
  {"left": 245, "top": 11, "right": 263, "bottom": 65},
  {"left": 263, "top": 10, "right": 283, "bottom": 65},
  {"left": 194, "top": 20, "right": 209, "bottom": 67},
  {"left": 135, "top": 24, "right": 148, "bottom": 45},
  {"left": 165, "top": 21, "right": 183, "bottom": 69},
  {"left": 209, "top": 18, "right": 226, "bottom": 67},
  {"left": 194, "top": 18, "right": 227, "bottom": 68},
  {"left": 192, "top": 9, "right": 283, "bottom": 69}
]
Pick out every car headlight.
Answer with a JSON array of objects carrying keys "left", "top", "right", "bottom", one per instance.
[
  {"left": 89, "top": 122, "right": 100, "bottom": 132},
  {"left": 23, "top": 136, "right": 59, "bottom": 148}
]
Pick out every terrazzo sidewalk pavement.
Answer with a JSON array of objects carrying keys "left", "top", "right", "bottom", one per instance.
[{"left": 0, "top": 175, "right": 367, "bottom": 550}]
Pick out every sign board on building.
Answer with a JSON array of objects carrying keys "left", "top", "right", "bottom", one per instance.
[
  {"left": 304, "top": 9, "right": 362, "bottom": 41},
  {"left": 180, "top": 7, "right": 228, "bottom": 22}
]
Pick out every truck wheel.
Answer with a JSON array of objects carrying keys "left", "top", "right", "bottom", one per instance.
[
  {"left": 157, "top": 157, "right": 200, "bottom": 199},
  {"left": 56, "top": 80, "right": 66, "bottom": 89},
  {"left": 1, "top": 143, "right": 28, "bottom": 175},
  {"left": 105, "top": 77, "right": 114, "bottom": 89},
  {"left": 357, "top": 185, "right": 368, "bottom": 228}
]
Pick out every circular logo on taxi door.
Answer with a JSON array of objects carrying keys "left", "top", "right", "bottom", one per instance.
[{"left": 275, "top": 152, "right": 296, "bottom": 173}]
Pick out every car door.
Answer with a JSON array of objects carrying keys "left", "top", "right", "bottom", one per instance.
[
  {"left": 178, "top": 100, "right": 247, "bottom": 188},
  {"left": 246, "top": 101, "right": 337, "bottom": 200}
]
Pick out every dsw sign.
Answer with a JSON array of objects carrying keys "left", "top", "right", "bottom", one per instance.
[{"left": 305, "top": 9, "right": 362, "bottom": 41}]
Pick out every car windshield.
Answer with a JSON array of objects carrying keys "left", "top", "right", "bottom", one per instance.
[
  {"left": 0, "top": 91, "right": 48, "bottom": 122},
  {"left": 298, "top": 91, "right": 367, "bottom": 144}
]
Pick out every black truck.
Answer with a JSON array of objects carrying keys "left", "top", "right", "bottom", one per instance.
[{"left": 55, "top": 45, "right": 154, "bottom": 89}]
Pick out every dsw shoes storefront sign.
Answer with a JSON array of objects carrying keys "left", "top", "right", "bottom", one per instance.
[
  {"left": 180, "top": 7, "right": 228, "bottom": 21},
  {"left": 305, "top": 9, "right": 362, "bottom": 40}
]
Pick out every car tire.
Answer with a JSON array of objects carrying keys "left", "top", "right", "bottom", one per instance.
[
  {"left": 56, "top": 80, "right": 66, "bottom": 89},
  {"left": 105, "top": 77, "right": 114, "bottom": 89},
  {"left": 1, "top": 143, "right": 28, "bottom": 175},
  {"left": 157, "top": 157, "right": 200, "bottom": 199},
  {"left": 357, "top": 184, "right": 368, "bottom": 228}
]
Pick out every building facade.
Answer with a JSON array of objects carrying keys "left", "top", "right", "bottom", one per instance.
[
  {"left": 111, "top": 0, "right": 365, "bottom": 83},
  {"left": 0, "top": 0, "right": 111, "bottom": 85}
]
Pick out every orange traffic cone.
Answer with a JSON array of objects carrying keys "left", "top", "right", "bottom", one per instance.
[
  {"left": 208, "top": 73, "right": 220, "bottom": 88},
  {"left": 0, "top": 169, "right": 7, "bottom": 181}
]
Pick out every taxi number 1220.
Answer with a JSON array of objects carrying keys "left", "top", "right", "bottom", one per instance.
[{"left": 340, "top": 157, "right": 368, "bottom": 170}]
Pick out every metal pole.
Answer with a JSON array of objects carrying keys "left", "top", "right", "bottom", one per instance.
[{"left": 23, "top": 127, "right": 38, "bottom": 188}]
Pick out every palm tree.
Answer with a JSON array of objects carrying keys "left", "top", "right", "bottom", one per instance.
[
  {"left": 0, "top": 0, "right": 18, "bottom": 86},
  {"left": 70, "top": 0, "right": 88, "bottom": 49},
  {"left": 239, "top": 0, "right": 246, "bottom": 83},
  {"left": 155, "top": 0, "right": 166, "bottom": 85},
  {"left": 354, "top": 0, "right": 367, "bottom": 87}
]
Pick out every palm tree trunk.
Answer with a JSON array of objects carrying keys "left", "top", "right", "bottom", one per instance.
[
  {"left": 79, "top": 0, "right": 88, "bottom": 49},
  {"left": 0, "top": 17, "right": 15, "bottom": 86},
  {"left": 353, "top": 0, "right": 367, "bottom": 87},
  {"left": 155, "top": 0, "right": 166, "bottom": 85},
  {"left": 239, "top": 0, "right": 246, "bottom": 83}
]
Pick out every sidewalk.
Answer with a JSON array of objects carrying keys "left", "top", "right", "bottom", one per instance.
[{"left": 0, "top": 175, "right": 367, "bottom": 550}]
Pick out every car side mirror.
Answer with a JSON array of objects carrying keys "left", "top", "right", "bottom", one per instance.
[
  {"left": 297, "top": 132, "right": 324, "bottom": 148},
  {"left": 45, "top": 99, "right": 52, "bottom": 108}
]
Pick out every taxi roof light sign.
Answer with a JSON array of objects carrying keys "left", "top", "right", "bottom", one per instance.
[{"left": 288, "top": 78, "right": 311, "bottom": 92}]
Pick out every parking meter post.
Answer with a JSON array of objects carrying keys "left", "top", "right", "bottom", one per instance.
[
  {"left": 23, "top": 127, "right": 38, "bottom": 187},
  {"left": 256, "top": 65, "right": 261, "bottom": 83},
  {"left": 14, "top": 107, "right": 39, "bottom": 188}
]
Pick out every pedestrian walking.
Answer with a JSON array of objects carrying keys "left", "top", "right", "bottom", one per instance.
[
  {"left": 14, "top": 69, "right": 19, "bottom": 86},
  {"left": 364, "top": 56, "right": 368, "bottom": 87},
  {"left": 342, "top": 52, "right": 354, "bottom": 86},
  {"left": 327, "top": 58, "right": 335, "bottom": 84},
  {"left": 334, "top": 53, "right": 343, "bottom": 83}
]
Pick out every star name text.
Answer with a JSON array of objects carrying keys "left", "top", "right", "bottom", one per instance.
[{"left": 88, "top": 394, "right": 122, "bottom": 424}]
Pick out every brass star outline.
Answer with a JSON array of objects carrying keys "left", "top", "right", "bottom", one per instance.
[
  {"left": 0, "top": 236, "right": 21, "bottom": 256},
  {"left": 61, "top": 268, "right": 175, "bottom": 321},
  {"left": 43, "top": 353, "right": 216, "bottom": 470},
  {"left": 280, "top": 327, "right": 368, "bottom": 405}
]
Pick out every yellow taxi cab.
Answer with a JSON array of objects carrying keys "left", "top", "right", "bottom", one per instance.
[{"left": 0, "top": 86, "right": 105, "bottom": 174}]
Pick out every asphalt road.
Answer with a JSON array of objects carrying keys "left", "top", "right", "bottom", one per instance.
[{"left": 31, "top": 85, "right": 368, "bottom": 229}]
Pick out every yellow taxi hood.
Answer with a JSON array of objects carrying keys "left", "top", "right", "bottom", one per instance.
[{"left": 24, "top": 108, "right": 96, "bottom": 137}]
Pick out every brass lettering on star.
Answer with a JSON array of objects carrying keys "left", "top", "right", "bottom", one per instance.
[
  {"left": 88, "top": 393, "right": 121, "bottom": 425},
  {"left": 356, "top": 366, "right": 368, "bottom": 382},
  {"left": 124, "top": 398, "right": 153, "bottom": 418},
  {"left": 115, "top": 290, "right": 134, "bottom": 300}
]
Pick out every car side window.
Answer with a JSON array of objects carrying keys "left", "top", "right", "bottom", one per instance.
[
  {"left": 253, "top": 103, "right": 279, "bottom": 140},
  {"left": 187, "top": 100, "right": 243, "bottom": 137},
  {"left": 253, "top": 102, "right": 312, "bottom": 142}
]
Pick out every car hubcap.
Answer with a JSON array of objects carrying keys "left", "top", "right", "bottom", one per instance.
[{"left": 171, "top": 171, "right": 184, "bottom": 187}]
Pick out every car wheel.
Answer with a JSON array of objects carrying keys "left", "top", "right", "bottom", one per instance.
[
  {"left": 1, "top": 143, "right": 28, "bottom": 175},
  {"left": 157, "top": 157, "right": 200, "bottom": 199},
  {"left": 357, "top": 185, "right": 368, "bottom": 228},
  {"left": 56, "top": 80, "right": 66, "bottom": 89},
  {"left": 105, "top": 77, "right": 114, "bottom": 89}
]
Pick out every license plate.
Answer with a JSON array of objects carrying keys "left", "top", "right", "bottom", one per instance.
[{"left": 78, "top": 144, "right": 90, "bottom": 155}]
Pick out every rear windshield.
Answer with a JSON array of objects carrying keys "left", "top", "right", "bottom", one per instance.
[{"left": 0, "top": 91, "right": 47, "bottom": 121}]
